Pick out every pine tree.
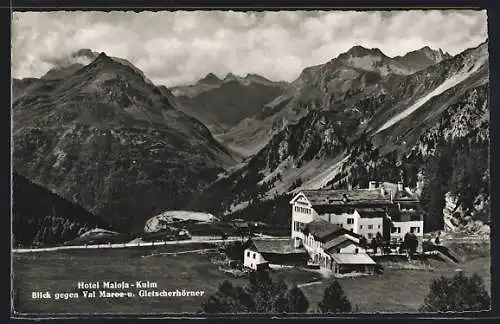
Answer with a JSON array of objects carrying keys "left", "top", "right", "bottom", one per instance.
[
  {"left": 318, "top": 281, "right": 352, "bottom": 313},
  {"left": 247, "top": 270, "right": 289, "bottom": 312},
  {"left": 284, "top": 285, "right": 309, "bottom": 313},
  {"left": 202, "top": 280, "right": 255, "bottom": 313}
]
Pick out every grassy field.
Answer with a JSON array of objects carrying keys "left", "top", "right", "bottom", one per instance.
[
  {"left": 12, "top": 242, "right": 491, "bottom": 315},
  {"left": 301, "top": 256, "right": 491, "bottom": 313},
  {"left": 13, "top": 243, "right": 239, "bottom": 315}
]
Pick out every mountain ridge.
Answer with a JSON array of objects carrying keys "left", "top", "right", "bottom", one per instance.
[
  {"left": 13, "top": 51, "right": 235, "bottom": 232},
  {"left": 188, "top": 41, "right": 489, "bottom": 235}
]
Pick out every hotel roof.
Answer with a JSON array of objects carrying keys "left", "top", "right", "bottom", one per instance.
[
  {"left": 356, "top": 207, "right": 389, "bottom": 219},
  {"left": 300, "top": 189, "right": 391, "bottom": 206}
]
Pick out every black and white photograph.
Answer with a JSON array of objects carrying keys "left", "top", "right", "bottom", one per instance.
[{"left": 11, "top": 9, "right": 491, "bottom": 316}]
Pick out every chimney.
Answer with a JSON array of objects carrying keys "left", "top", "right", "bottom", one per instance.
[
  {"left": 397, "top": 181, "right": 404, "bottom": 192},
  {"left": 369, "top": 181, "right": 377, "bottom": 190}
]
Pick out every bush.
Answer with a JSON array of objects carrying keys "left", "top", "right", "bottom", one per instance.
[
  {"left": 201, "top": 280, "right": 255, "bottom": 313},
  {"left": 202, "top": 269, "right": 310, "bottom": 313},
  {"left": 420, "top": 271, "right": 490, "bottom": 312}
]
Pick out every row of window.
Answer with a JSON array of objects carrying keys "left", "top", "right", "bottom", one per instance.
[
  {"left": 360, "top": 224, "right": 381, "bottom": 230},
  {"left": 293, "top": 221, "right": 306, "bottom": 231},
  {"left": 391, "top": 226, "right": 421, "bottom": 234},
  {"left": 246, "top": 251, "right": 257, "bottom": 259},
  {"left": 294, "top": 206, "right": 312, "bottom": 214}
]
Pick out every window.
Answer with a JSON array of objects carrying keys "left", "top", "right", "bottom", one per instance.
[
  {"left": 253, "top": 253, "right": 256, "bottom": 259},
  {"left": 397, "top": 227, "right": 401, "bottom": 233},
  {"left": 247, "top": 251, "right": 250, "bottom": 257},
  {"left": 410, "top": 227, "right": 420, "bottom": 234},
  {"left": 355, "top": 248, "right": 359, "bottom": 254},
  {"left": 368, "top": 233, "right": 373, "bottom": 239},
  {"left": 360, "top": 225, "right": 363, "bottom": 229},
  {"left": 368, "top": 225, "right": 373, "bottom": 230},
  {"left": 340, "top": 224, "right": 343, "bottom": 227},
  {"left": 378, "top": 225, "right": 381, "bottom": 229},
  {"left": 347, "top": 218, "right": 354, "bottom": 225}
]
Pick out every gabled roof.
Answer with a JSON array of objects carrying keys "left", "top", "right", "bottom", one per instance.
[
  {"left": 303, "top": 219, "right": 362, "bottom": 242},
  {"left": 323, "top": 234, "right": 360, "bottom": 251},
  {"left": 289, "top": 192, "right": 312, "bottom": 205},
  {"left": 303, "top": 219, "right": 342, "bottom": 242},
  {"left": 329, "top": 253, "right": 376, "bottom": 265},
  {"left": 356, "top": 207, "right": 389, "bottom": 219},
  {"left": 250, "top": 239, "right": 307, "bottom": 255},
  {"left": 300, "top": 189, "right": 391, "bottom": 207}
]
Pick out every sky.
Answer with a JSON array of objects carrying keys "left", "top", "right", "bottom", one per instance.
[{"left": 12, "top": 10, "right": 488, "bottom": 87}]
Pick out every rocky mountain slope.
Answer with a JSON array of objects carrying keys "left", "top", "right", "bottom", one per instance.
[
  {"left": 13, "top": 172, "right": 111, "bottom": 247},
  {"left": 393, "top": 46, "right": 452, "bottom": 72},
  {"left": 171, "top": 73, "right": 287, "bottom": 135},
  {"left": 189, "top": 41, "right": 489, "bottom": 234},
  {"left": 13, "top": 52, "right": 235, "bottom": 232},
  {"left": 219, "top": 45, "right": 451, "bottom": 156}
]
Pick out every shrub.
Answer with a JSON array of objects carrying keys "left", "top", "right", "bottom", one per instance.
[
  {"left": 318, "top": 280, "right": 352, "bottom": 313},
  {"left": 420, "top": 271, "right": 490, "bottom": 312}
]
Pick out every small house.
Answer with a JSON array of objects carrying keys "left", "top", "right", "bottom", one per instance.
[{"left": 243, "top": 238, "right": 309, "bottom": 271}]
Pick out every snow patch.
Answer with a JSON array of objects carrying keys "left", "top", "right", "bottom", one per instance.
[
  {"left": 375, "top": 54, "right": 488, "bottom": 134},
  {"left": 302, "top": 155, "right": 350, "bottom": 189}
]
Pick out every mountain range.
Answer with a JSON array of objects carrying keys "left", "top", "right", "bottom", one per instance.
[
  {"left": 188, "top": 41, "right": 489, "bottom": 233},
  {"left": 218, "top": 45, "right": 453, "bottom": 156},
  {"left": 171, "top": 72, "right": 288, "bottom": 136},
  {"left": 13, "top": 50, "right": 234, "bottom": 235},
  {"left": 12, "top": 42, "right": 489, "bottom": 246}
]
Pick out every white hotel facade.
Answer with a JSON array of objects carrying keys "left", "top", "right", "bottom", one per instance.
[{"left": 290, "top": 181, "right": 424, "bottom": 252}]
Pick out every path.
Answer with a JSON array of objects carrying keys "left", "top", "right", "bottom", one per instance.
[
  {"left": 298, "top": 280, "right": 323, "bottom": 288},
  {"left": 12, "top": 236, "right": 290, "bottom": 254}
]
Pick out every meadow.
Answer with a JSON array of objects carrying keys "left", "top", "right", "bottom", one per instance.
[{"left": 12, "top": 241, "right": 491, "bottom": 315}]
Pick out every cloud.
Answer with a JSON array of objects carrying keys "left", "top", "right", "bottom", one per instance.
[{"left": 11, "top": 10, "right": 488, "bottom": 87}]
